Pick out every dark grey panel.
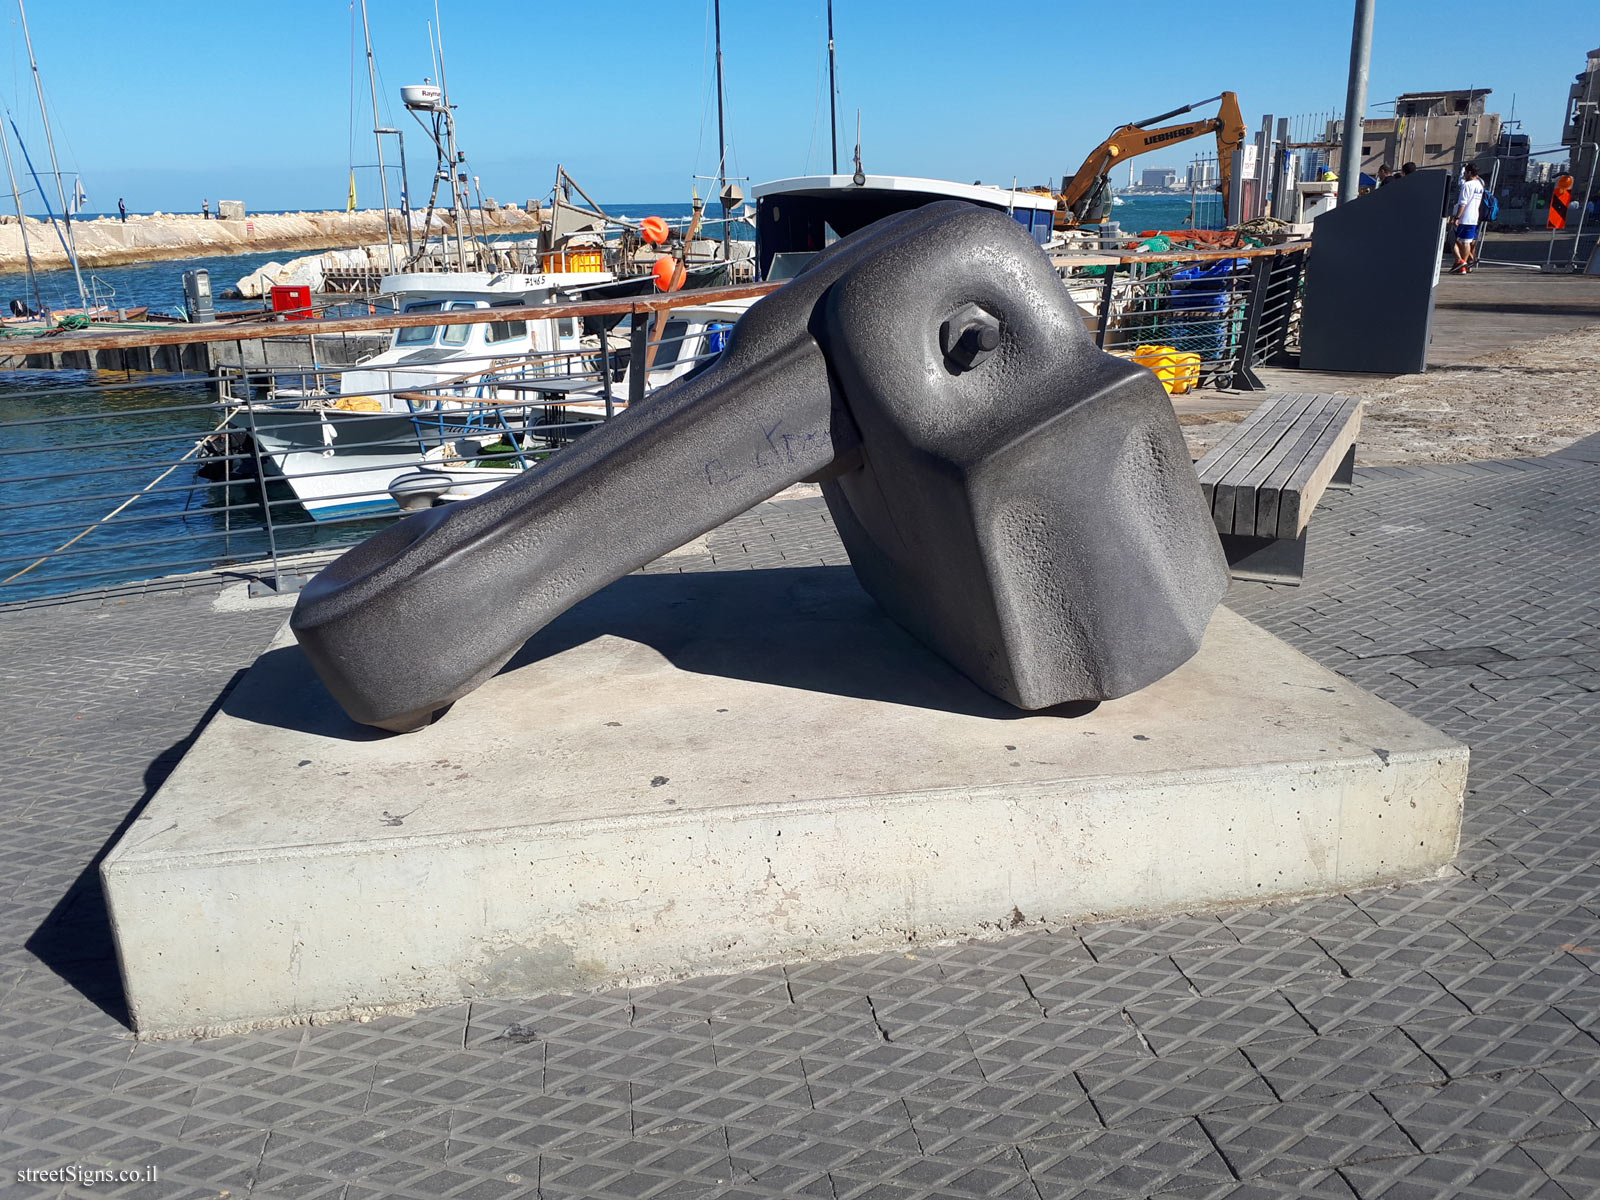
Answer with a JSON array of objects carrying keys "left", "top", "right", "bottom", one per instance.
[{"left": 1300, "top": 170, "right": 1452, "bottom": 374}]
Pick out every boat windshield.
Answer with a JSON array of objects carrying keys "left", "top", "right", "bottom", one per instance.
[
  {"left": 651, "top": 319, "right": 692, "bottom": 368},
  {"left": 396, "top": 302, "right": 444, "bottom": 346},
  {"left": 395, "top": 300, "right": 484, "bottom": 347}
]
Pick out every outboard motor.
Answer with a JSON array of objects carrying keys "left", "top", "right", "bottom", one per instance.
[{"left": 181, "top": 269, "right": 215, "bottom": 323}]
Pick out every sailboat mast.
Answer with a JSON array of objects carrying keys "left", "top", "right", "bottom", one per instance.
[
  {"left": 359, "top": 0, "right": 396, "bottom": 274},
  {"left": 715, "top": 0, "right": 729, "bottom": 263},
  {"left": 434, "top": 1, "right": 467, "bottom": 268},
  {"left": 0, "top": 114, "right": 43, "bottom": 315},
  {"left": 16, "top": 0, "right": 85, "bottom": 311},
  {"left": 827, "top": 0, "right": 838, "bottom": 175}
]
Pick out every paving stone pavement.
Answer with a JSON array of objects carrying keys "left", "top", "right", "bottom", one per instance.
[{"left": 2, "top": 442, "right": 1599, "bottom": 1199}]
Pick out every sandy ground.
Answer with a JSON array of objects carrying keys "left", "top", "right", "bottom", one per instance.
[{"left": 1179, "top": 322, "right": 1600, "bottom": 465}]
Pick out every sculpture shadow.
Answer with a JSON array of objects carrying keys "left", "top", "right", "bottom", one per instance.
[
  {"left": 500, "top": 565, "right": 1097, "bottom": 722},
  {"left": 233, "top": 566, "right": 1097, "bottom": 740},
  {"left": 25, "top": 672, "right": 246, "bottom": 1028},
  {"left": 222, "top": 643, "right": 409, "bottom": 740}
]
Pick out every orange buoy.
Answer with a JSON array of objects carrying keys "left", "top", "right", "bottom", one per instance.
[
  {"left": 652, "top": 257, "right": 686, "bottom": 292},
  {"left": 640, "top": 215, "right": 670, "bottom": 245}
]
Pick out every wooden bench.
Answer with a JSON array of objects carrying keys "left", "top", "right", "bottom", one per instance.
[{"left": 1193, "top": 392, "right": 1363, "bottom": 583}]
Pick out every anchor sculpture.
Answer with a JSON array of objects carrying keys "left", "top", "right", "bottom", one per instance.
[{"left": 291, "top": 202, "right": 1230, "bottom": 732}]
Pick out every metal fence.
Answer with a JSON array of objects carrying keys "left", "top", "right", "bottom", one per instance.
[
  {"left": 1072, "top": 242, "right": 1307, "bottom": 389},
  {"left": 0, "top": 247, "right": 1308, "bottom": 607}
]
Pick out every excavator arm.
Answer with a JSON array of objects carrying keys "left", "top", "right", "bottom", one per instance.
[{"left": 1058, "top": 91, "right": 1247, "bottom": 229}]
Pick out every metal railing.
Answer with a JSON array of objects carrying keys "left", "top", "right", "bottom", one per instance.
[
  {"left": 0, "top": 245, "right": 1308, "bottom": 606},
  {"left": 0, "top": 285, "right": 769, "bottom": 604},
  {"left": 1064, "top": 241, "right": 1307, "bottom": 390}
]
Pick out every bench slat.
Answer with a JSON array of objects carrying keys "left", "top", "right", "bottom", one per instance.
[
  {"left": 1275, "top": 400, "right": 1364, "bottom": 538},
  {"left": 1253, "top": 399, "right": 1350, "bottom": 537},
  {"left": 1194, "top": 392, "right": 1315, "bottom": 490},
  {"left": 1202, "top": 392, "right": 1322, "bottom": 533},
  {"left": 1193, "top": 396, "right": 1287, "bottom": 519},
  {"left": 1233, "top": 395, "right": 1351, "bottom": 536},
  {"left": 1194, "top": 394, "right": 1288, "bottom": 491},
  {"left": 1211, "top": 393, "right": 1325, "bottom": 536}
]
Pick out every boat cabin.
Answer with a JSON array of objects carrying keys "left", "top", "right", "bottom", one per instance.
[
  {"left": 338, "top": 271, "right": 613, "bottom": 410},
  {"left": 750, "top": 174, "right": 1059, "bottom": 281}
]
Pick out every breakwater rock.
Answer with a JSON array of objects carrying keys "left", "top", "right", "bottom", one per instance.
[{"left": 0, "top": 207, "right": 544, "bottom": 272}]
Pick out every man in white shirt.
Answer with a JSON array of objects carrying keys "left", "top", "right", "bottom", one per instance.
[{"left": 1452, "top": 164, "right": 1486, "bottom": 273}]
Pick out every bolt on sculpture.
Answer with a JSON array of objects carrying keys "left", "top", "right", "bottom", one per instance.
[{"left": 291, "top": 202, "right": 1230, "bottom": 732}]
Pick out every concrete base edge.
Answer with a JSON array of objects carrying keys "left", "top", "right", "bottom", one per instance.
[{"left": 101, "top": 581, "right": 1467, "bottom": 1038}]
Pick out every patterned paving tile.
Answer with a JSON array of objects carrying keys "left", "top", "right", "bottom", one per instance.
[
  {"left": 1241, "top": 1027, "right": 1445, "bottom": 1101},
  {"left": 1019, "top": 1116, "right": 1237, "bottom": 1197},
  {"left": 1373, "top": 1069, "right": 1592, "bottom": 1151},
  {"left": 1077, "top": 1050, "right": 1276, "bottom": 1126},
  {"left": 1196, "top": 1094, "right": 1416, "bottom": 1179},
  {"left": 5, "top": 460, "right": 1600, "bottom": 1197},
  {"left": 1336, "top": 1142, "right": 1573, "bottom": 1199},
  {"left": 1518, "top": 1128, "right": 1600, "bottom": 1199},
  {"left": 1400, "top": 1009, "right": 1600, "bottom": 1077}
]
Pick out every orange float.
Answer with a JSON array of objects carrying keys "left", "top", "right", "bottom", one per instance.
[
  {"left": 652, "top": 257, "right": 686, "bottom": 292},
  {"left": 640, "top": 215, "right": 670, "bottom": 245}
]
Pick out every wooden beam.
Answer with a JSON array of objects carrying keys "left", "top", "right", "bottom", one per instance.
[{"left": 0, "top": 281, "right": 783, "bottom": 357}]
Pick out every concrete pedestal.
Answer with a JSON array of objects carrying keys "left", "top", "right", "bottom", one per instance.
[{"left": 103, "top": 567, "right": 1466, "bottom": 1037}]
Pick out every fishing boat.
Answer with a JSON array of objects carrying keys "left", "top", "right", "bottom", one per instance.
[
  {"left": 230, "top": 268, "right": 617, "bottom": 458},
  {"left": 223, "top": 291, "right": 749, "bottom": 522}
]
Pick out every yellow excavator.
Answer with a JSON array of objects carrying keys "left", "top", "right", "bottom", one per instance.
[{"left": 1055, "top": 92, "right": 1247, "bottom": 230}]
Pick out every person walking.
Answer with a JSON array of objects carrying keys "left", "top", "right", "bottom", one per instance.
[
  {"left": 117, "top": 197, "right": 126, "bottom": 223},
  {"left": 201, "top": 198, "right": 209, "bottom": 220},
  {"left": 1451, "top": 164, "right": 1486, "bottom": 274}
]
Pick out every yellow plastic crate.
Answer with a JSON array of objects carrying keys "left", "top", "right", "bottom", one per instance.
[{"left": 1131, "top": 344, "right": 1201, "bottom": 396}]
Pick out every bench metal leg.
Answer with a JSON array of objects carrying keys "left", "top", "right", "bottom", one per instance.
[
  {"left": 1220, "top": 529, "right": 1308, "bottom": 585},
  {"left": 1327, "top": 443, "right": 1356, "bottom": 491}
]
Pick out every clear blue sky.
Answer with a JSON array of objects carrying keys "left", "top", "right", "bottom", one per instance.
[{"left": 0, "top": 0, "right": 1589, "bottom": 214}]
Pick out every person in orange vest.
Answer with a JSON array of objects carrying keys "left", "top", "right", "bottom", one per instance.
[{"left": 1549, "top": 174, "right": 1573, "bottom": 230}]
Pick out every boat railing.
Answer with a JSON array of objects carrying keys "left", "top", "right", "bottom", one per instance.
[
  {"left": 87, "top": 274, "right": 117, "bottom": 313},
  {"left": 0, "top": 281, "right": 778, "bottom": 604},
  {"left": 0, "top": 243, "right": 1308, "bottom": 607}
]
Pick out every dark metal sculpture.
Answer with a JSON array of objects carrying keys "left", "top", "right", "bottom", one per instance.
[{"left": 292, "top": 202, "right": 1229, "bottom": 732}]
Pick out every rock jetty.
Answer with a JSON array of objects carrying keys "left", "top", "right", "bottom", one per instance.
[{"left": 0, "top": 206, "right": 543, "bottom": 272}]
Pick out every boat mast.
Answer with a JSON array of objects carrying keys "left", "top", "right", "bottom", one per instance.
[
  {"left": 434, "top": 1, "right": 468, "bottom": 269},
  {"left": 715, "top": 0, "right": 729, "bottom": 263},
  {"left": 0, "top": 114, "right": 43, "bottom": 315},
  {"left": 827, "top": 0, "right": 838, "bottom": 175},
  {"left": 16, "top": 0, "right": 85, "bottom": 312},
  {"left": 359, "top": 0, "right": 397, "bottom": 274}
]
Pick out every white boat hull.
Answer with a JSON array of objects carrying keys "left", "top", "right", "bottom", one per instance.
[{"left": 269, "top": 449, "right": 522, "bottom": 521}]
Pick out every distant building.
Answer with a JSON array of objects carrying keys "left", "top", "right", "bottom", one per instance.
[
  {"left": 1139, "top": 167, "right": 1177, "bottom": 189},
  {"left": 1494, "top": 131, "right": 1532, "bottom": 189},
  {"left": 1528, "top": 160, "right": 1563, "bottom": 186},
  {"left": 1325, "top": 89, "right": 1500, "bottom": 177},
  {"left": 1562, "top": 47, "right": 1600, "bottom": 188},
  {"left": 1186, "top": 160, "right": 1219, "bottom": 189}
]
